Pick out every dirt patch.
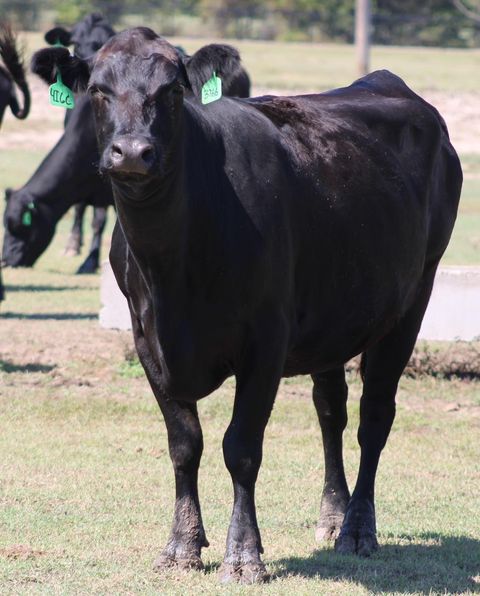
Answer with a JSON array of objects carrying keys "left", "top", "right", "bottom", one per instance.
[
  {"left": 345, "top": 341, "right": 480, "bottom": 380},
  {"left": 0, "top": 545, "right": 47, "bottom": 560}
]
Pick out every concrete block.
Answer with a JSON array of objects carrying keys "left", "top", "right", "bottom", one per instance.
[
  {"left": 99, "top": 261, "right": 480, "bottom": 341},
  {"left": 99, "top": 260, "right": 131, "bottom": 331},
  {"left": 418, "top": 266, "right": 480, "bottom": 341}
]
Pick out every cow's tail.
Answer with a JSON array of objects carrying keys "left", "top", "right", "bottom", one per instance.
[{"left": 0, "top": 22, "right": 30, "bottom": 120}]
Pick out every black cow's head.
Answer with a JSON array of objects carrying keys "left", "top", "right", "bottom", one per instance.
[
  {"left": 45, "top": 12, "right": 115, "bottom": 60},
  {"left": 32, "top": 28, "right": 245, "bottom": 187},
  {"left": 2, "top": 188, "right": 55, "bottom": 267}
]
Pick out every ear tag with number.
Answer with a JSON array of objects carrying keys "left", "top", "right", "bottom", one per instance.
[
  {"left": 201, "top": 72, "right": 222, "bottom": 105},
  {"left": 49, "top": 71, "right": 75, "bottom": 109}
]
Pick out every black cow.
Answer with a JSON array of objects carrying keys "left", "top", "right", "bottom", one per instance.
[
  {"left": 2, "top": 95, "right": 112, "bottom": 272},
  {"left": 3, "top": 42, "right": 251, "bottom": 273},
  {"left": 45, "top": 12, "right": 115, "bottom": 60},
  {"left": 32, "top": 28, "right": 462, "bottom": 584},
  {"left": 45, "top": 13, "right": 116, "bottom": 265},
  {"left": 0, "top": 23, "right": 30, "bottom": 302}
]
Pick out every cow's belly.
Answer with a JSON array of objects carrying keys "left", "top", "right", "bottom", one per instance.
[{"left": 284, "top": 256, "right": 425, "bottom": 375}]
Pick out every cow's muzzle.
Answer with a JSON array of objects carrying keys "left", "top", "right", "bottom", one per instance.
[{"left": 106, "top": 136, "right": 156, "bottom": 176}]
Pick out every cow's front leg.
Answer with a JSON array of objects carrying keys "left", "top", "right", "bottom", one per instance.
[
  {"left": 153, "top": 398, "right": 209, "bottom": 571},
  {"left": 219, "top": 326, "right": 286, "bottom": 584}
]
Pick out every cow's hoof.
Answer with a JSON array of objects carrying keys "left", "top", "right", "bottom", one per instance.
[
  {"left": 76, "top": 263, "right": 98, "bottom": 275},
  {"left": 335, "top": 531, "right": 378, "bottom": 556},
  {"left": 64, "top": 247, "right": 80, "bottom": 257},
  {"left": 218, "top": 561, "right": 269, "bottom": 585},
  {"left": 315, "top": 514, "right": 345, "bottom": 542},
  {"left": 334, "top": 498, "right": 378, "bottom": 556},
  {"left": 153, "top": 552, "right": 204, "bottom": 572}
]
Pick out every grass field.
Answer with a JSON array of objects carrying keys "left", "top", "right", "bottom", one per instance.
[
  {"left": 1, "top": 37, "right": 480, "bottom": 594},
  {"left": 1, "top": 253, "right": 480, "bottom": 595}
]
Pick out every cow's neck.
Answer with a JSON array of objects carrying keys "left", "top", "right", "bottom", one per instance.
[
  {"left": 112, "top": 100, "right": 226, "bottom": 304},
  {"left": 27, "top": 135, "right": 97, "bottom": 221}
]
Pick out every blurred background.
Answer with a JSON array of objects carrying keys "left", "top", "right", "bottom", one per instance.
[{"left": 1, "top": 0, "right": 480, "bottom": 47}]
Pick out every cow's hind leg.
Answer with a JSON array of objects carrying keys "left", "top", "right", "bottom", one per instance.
[
  {"left": 64, "top": 202, "right": 86, "bottom": 256},
  {"left": 76, "top": 207, "right": 108, "bottom": 274},
  {"left": 335, "top": 271, "right": 436, "bottom": 556},
  {"left": 312, "top": 367, "right": 350, "bottom": 541}
]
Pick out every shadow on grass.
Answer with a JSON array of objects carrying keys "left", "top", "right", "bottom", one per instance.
[
  {"left": 5, "top": 285, "right": 88, "bottom": 292},
  {"left": 0, "top": 312, "right": 97, "bottom": 320},
  {"left": 0, "top": 360, "right": 56, "bottom": 373},
  {"left": 272, "top": 533, "right": 480, "bottom": 594}
]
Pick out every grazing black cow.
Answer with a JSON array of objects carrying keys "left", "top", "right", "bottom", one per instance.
[
  {"left": 0, "top": 23, "right": 30, "bottom": 302},
  {"left": 32, "top": 28, "right": 462, "bottom": 583},
  {"left": 2, "top": 95, "right": 112, "bottom": 272},
  {"left": 3, "top": 42, "right": 251, "bottom": 274}
]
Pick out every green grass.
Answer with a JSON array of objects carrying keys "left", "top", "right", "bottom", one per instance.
[
  {"left": 170, "top": 37, "right": 480, "bottom": 93},
  {"left": 1, "top": 265, "right": 480, "bottom": 594}
]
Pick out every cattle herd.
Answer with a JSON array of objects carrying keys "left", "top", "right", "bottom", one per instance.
[{"left": 1, "top": 14, "right": 462, "bottom": 585}]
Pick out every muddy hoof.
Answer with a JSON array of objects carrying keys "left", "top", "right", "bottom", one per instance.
[
  {"left": 218, "top": 561, "right": 269, "bottom": 585},
  {"left": 153, "top": 551, "right": 204, "bottom": 572}
]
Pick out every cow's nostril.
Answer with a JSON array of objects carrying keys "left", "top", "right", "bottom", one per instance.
[
  {"left": 141, "top": 147, "right": 154, "bottom": 163},
  {"left": 111, "top": 144, "right": 123, "bottom": 157}
]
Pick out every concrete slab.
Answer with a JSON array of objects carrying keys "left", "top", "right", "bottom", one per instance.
[
  {"left": 99, "top": 260, "right": 131, "bottom": 331},
  {"left": 418, "top": 266, "right": 480, "bottom": 341},
  {"left": 99, "top": 261, "right": 480, "bottom": 341}
]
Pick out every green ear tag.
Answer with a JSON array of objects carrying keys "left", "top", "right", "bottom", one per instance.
[
  {"left": 49, "top": 72, "right": 75, "bottom": 109},
  {"left": 22, "top": 204, "right": 34, "bottom": 227},
  {"left": 201, "top": 72, "right": 222, "bottom": 105}
]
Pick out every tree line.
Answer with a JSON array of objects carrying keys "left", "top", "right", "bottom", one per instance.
[{"left": 1, "top": 0, "right": 479, "bottom": 47}]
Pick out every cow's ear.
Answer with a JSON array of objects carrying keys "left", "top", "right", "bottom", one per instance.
[
  {"left": 185, "top": 44, "right": 243, "bottom": 97},
  {"left": 44, "top": 27, "right": 72, "bottom": 47},
  {"left": 31, "top": 47, "right": 90, "bottom": 92},
  {"left": 5, "top": 188, "right": 13, "bottom": 201}
]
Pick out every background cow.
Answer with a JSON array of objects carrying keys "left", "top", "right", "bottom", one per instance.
[
  {"left": 34, "top": 27, "right": 461, "bottom": 584},
  {"left": 0, "top": 22, "right": 30, "bottom": 127},
  {"left": 44, "top": 13, "right": 116, "bottom": 267},
  {"left": 2, "top": 95, "right": 112, "bottom": 273},
  {"left": 0, "top": 22, "right": 30, "bottom": 302},
  {"left": 3, "top": 38, "right": 251, "bottom": 273}
]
